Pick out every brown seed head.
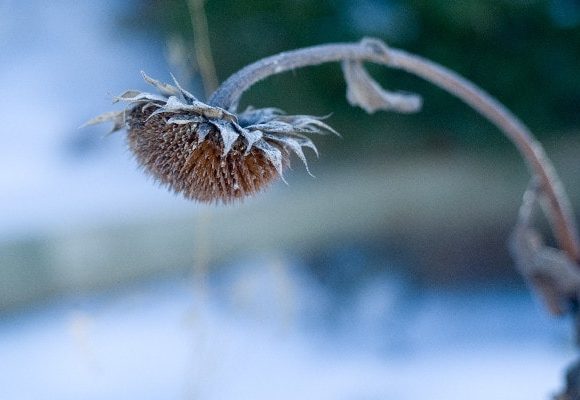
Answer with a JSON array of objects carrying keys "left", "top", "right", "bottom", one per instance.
[
  {"left": 85, "top": 72, "right": 337, "bottom": 203},
  {"left": 127, "top": 107, "right": 287, "bottom": 203}
]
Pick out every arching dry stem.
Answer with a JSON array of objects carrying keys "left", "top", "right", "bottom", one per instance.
[{"left": 209, "top": 37, "right": 580, "bottom": 265}]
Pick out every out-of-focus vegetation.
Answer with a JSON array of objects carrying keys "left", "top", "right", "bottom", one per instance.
[{"left": 121, "top": 0, "right": 580, "bottom": 152}]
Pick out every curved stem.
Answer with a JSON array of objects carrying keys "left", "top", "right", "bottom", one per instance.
[{"left": 209, "top": 38, "right": 580, "bottom": 263}]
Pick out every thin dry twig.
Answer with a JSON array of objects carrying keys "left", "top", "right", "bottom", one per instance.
[
  {"left": 187, "top": 0, "right": 219, "bottom": 97},
  {"left": 209, "top": 37, "right": 580, "bottom": 268}
]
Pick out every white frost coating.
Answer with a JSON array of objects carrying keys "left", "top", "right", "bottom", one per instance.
[
  {"left": 166, "top": 115, "right": 203, "bottom": 125},
  {"left": 141, "top": 71, "right": 180, "bottom": 97},
  {"left": 169, "top": 73, "right": 197, "bottom": 104},
  {"left": 210, "top": 119, "right": 239, "bottom": 155},
  {"left": 342, "top": 60, "right": 422, "bottom": 114},
  {"left": 254, "top": 139, "right": 286, "bottom": 182},
  {"left": 196, "top": 123, "right": 212, "bottom": 142},
  {"left": 248, "top": 121, "right": 299, "bottom": 134},
  {"left": 239, "top": 107, "right": 284, "bottom": 125},
  {"left": 265, "top": 134, "right": 314, "bottom": 177},
  {"left": 81, "top": 110, "right": 124, "bottom": 129},
  {"left": 240, "top": 129, "right": 263, "bottom": 154},
  {"left": 272, "top": 114, "right": 339, "bottom": 136},
  {"left": 290, "top": 135, "right": 319, "bottom": 158},
  {"left": 114, "top": 91, "right": 167, "bottom": 104},
  {"left": 160, "top": 96, "right": 190, "bottom": 112}
]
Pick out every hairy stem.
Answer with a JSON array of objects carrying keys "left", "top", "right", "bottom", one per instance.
[{"left": 209, "top": 38, "right": 580, "bottom": 263}]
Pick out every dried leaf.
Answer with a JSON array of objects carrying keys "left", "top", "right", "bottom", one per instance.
[{"left": 342, "top": 60, "right": 422, "bottom": 114}]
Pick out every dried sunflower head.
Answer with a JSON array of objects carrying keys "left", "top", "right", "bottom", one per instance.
[{"left": 86, "top": 72, "right": 337, "bottom": 203}]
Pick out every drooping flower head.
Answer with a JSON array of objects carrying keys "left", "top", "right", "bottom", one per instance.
[{"left": 86, "top": 72, "right": 337, "bottom": 203}]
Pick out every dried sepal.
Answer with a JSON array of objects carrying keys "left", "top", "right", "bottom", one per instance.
[
  {"left": 264, "top": 134, "right": 315, "bottom": 177},
  {"left": 208, "top": 118, "right": 240, "bottom": 155},
  {"left": 81, "top": 110, "right": 126, "bottom": 133},
  {"left": 252, "top": 138, "right": 286, "bottom": 181},
  {"left": 239, "top": 129, "right": 263, "bottom": 155},
  {"left": 169, "top": 72, "right": 198, "bottom": 104},
  {"left": 141, "top": 71, "right": 180, "bottom": 97},
  {"left": 274, "top": 114, "right": 340, "bottom": 136},
  {"left": 166, "top": 115, "right": 204, "bottom": 125},
  {"left": 238, "top": 107, "right": 284, "bottom": 125},
  {"left": 114, "top": 91, "right": 167, "bottom": 104}
]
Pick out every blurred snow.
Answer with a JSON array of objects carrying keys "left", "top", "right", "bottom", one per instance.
[
  {"left": 0, "top": 0, "right": 195, "bottom": 241},
  {"left": 0, "top": 257, "right": 574, "bottom": 400}
]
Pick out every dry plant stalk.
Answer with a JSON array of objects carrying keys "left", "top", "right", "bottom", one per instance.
[{"left": 87, "top": 35, "right": 580, "bottom": 333}]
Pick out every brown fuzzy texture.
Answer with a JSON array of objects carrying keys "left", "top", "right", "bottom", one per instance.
[{"left": 126, "top": 107, "right": 287, "bottom": 203}]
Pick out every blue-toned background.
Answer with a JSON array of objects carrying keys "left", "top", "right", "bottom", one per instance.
[{"left": 1, "top": 1, "right": 579, "bottom": 398}]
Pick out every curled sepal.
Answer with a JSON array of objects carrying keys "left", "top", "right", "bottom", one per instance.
[
  {"left": 510, "top": 181, "right": 580, "bottom": 315},
  {"left": 342, "top": 60, "right": 422, "bottom": 114}
]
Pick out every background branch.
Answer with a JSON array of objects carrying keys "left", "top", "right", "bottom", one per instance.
[{"left": 187, "top": 0, "right": 219, "bottom": 97}]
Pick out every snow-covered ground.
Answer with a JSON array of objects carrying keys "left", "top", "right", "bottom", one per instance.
[{"left": 0, "top": 258, "right": 574, "bottom": 400}]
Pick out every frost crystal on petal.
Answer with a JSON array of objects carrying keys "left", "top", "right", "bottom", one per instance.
[
  {"left": 265, "top": 134, "right": 314, "bottom": 177},
  {"left": 254, "top": 139, "right": 285, "bottom": 181},
  {"left": 210, "top": 118, "right": 239, "bottom": 155},
  {"left": 114, "top": 91, "right": 167, "bottom": 104},
  {"left": 167, "top": 115, "right": 204, "bottom": 125},
  {"left": 197, "top": 123, "right": 213, "bottom": 142},
  {"left": 240, "top": 129, "right": 263, "bottom": 154},
  {"left": 81, "top": 110, "right": 125, "bottom": 130},
  {"left": 275, "top": 114, "right": 340, "bottom": 136},
  {"left": 169, "top": 73, "right": 198, "bottom": 104},
  {"left": 141, "top": 71, "right": 180, "bottom": 97},
  {"left": 238, "top": 107, "right": 284, "bottom": 125}
]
